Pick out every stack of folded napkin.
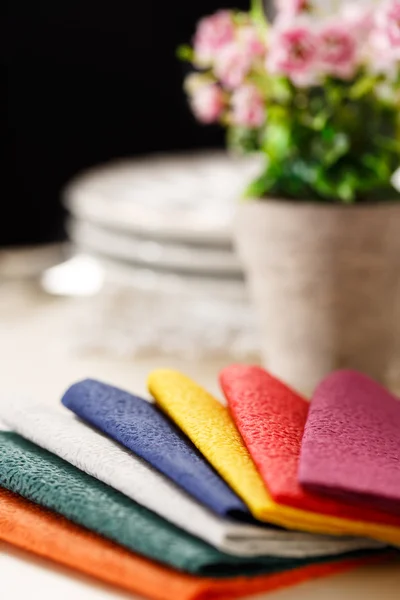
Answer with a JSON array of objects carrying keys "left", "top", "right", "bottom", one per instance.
[{"left": 0, "top": 365, "right": 398, "bottom": 599}]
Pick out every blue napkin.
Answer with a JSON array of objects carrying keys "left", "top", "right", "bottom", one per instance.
[{"left": 62, "top": 379, "right": 249, "bottom": 519}]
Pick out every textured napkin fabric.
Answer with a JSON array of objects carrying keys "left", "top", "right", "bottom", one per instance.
[
  {"left": 299, "top": 370, "right": 400, "bottom": 516},
  {"left": 0, "top": 490, "right": 385, "bottom": 600},
  {"left": 148, "top": 369, "right": 277, "bottom": 522},
  {"left": 148, "top": 370, "right": 368, "bottom": 538},
  {"left": 1, "top": 402, "right": 375, "bottom": 559},
  {"left": 0, "top": 430, "right": 376, "bottom": 578},
  {"left": 220, "top": 365, "right": 400, "bottom": 546},
  {"left": 61, "top": 379, "right": 248, "bottom": 520}
]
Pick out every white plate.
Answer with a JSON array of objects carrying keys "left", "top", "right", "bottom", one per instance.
[
  {"left": 96, "top": 255, "right": 248, "bottom": 301},
  {"left": 68, "top": 219, "right": 243, "bottom": 276},
  {"left": 64, "top": 151, "right": 263, "bottom": 246}
]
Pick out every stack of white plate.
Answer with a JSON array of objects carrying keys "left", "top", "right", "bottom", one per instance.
[{"left": 62, "top": 151, "right": 261, "bottom": 358}]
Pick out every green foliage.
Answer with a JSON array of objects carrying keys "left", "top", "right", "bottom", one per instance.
[
  {"left": 228, "top": 126, "right": 264, "bottom": 154},
  {"left": 177, "top": 45, "right": 194, "bottom": 62},
  {"left": 239, "top": 75, "right": 400, "bottom": 203}
]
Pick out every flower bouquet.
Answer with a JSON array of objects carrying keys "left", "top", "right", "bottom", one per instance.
[
  {"left": 181, "top": 0, "right": 400, "bottom": 203},
  {"left": 179, "top": 1, "right": 400, "bottom": 391}
]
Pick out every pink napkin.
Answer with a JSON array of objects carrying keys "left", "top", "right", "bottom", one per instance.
[{"left": 299, "top": 370, "right": 400, "bottom": 516}]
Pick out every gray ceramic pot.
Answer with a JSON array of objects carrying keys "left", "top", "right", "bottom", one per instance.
[{"left": 234, "top": 200, "right": 400, "bottom": 393}]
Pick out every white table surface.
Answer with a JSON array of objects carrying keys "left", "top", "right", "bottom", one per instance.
[{"left": 0, "top": 280, "right": 399, "bottom": 599}]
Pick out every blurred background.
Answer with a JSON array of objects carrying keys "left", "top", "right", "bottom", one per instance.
[
  {"left": 2, "top": 1, "right": 277, "bottom": 360},
  {"left": 3, "top": 0, "right": 263, "bottom": 246},
  {"left": 3, "top": 0, "right": 398, "bottom": 381}
]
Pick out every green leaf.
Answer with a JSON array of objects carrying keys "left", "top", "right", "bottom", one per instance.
[
  {"left": 362, "top": 154, "right": 392, "bottom": 180},
  {"left": 270, "top": 77, "right": 293, "bottom": 103},
  {"left": 349, "top": 76, "right": 376, "bottom": 100},
  {"left": 263, "top": 119, "right": 292, "bottom": 160},
  {"left": 323, "top": 133, "right": 350, "bottom": 166},
  {"left": 311, "top": 111, "right": 330, "bottom": 131},
  {"left": 247, "top": 71, "right": 271, "bottom": 96},
  {"left": 336, "top": 180, "right": 356, "bottom": 203},
  {"left": 321, "top": 125, "right": 336, "bottom": 143},
  {"left": 375, "top": 135, "right": 400, "bottom": 153},
  {"left": 251, "top": 0, "right": 268, "bottom": 29},
  {"left": 244, "top": 169, "right": 276, "bottom": 198},
  {"left": 312, "top": 169, "right": 340, "bottom": 199},
  {"left": 227, "top": 126, "right": 261, "bottom": 154},
  {"left": 177, "top": 45, "right": 194, "bottom": 62}
]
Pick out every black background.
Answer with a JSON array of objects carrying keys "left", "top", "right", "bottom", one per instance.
[{"left": 2, "top": 1, "right": 252, "bottom": 245}]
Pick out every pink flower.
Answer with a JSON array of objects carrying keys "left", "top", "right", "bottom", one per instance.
[
  {"left": 237, "top": 26, "right": 266, "bottom": 58},
  {"left": 369, "top": 1, "right": 400, "bottom": 71},
  {"left": 376, "top": 0, "right": 400, "bottom": 48},
  {"left": 275, "top": 0, "right": 309, "bottom": 19},
  {"left": 267, "top": 24, "right": 318, "bottom": 86},
  {"left": 231, "top": 85, "right": 265, "bottom": 128},
  {"left": 190, "top": 82, "right": 225, "bottom": 124},
  {"left": 194, "top": 11, "right": 235, "bottom": 65},
  {"left": 341, "top": 3, "right": 374, "bottom": 38},
  {"left": 215, "top": 44, "right": 252, "bottom": 90},
  {"left": 317, "top": 24, "right": 358, "bottom": 79}
]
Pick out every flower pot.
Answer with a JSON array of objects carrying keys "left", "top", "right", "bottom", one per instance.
[{"left": 234, "top": 200, "right": 400, "bottom": 393}]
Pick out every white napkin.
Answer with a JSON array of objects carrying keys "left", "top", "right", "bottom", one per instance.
[{"left": 0, "top": 400, "right": 382, "bottom": 557}]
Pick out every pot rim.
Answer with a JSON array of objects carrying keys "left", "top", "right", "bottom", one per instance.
[{"left": 240, "top": 197, "right": 400, "bottom": 212}]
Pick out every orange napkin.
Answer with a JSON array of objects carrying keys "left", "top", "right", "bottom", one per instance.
[{"left": 0, "top": 488, "right": 385, "bottom": 600}]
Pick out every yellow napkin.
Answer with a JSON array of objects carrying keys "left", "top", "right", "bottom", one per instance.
[{"left": 148, "top": 369, "right": 400, "bottom": 546}]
